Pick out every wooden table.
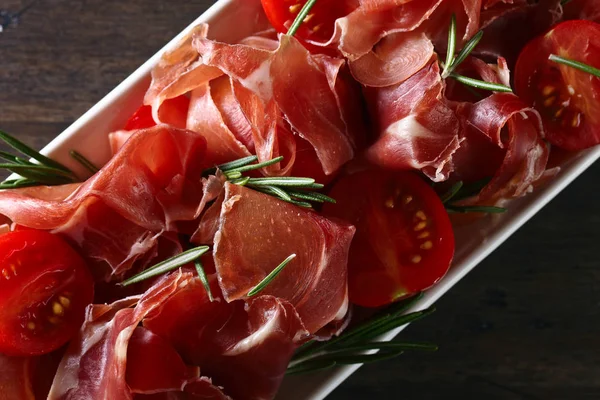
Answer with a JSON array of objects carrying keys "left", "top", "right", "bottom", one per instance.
[{"left": 1, "top": 1, "right": 599, "bottom": 399}]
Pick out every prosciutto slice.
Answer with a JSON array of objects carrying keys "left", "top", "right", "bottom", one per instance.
[
  {"left": 365, "top": 60, "right": 461, "bottom": 182},
  {"left": 0, "top": 126, "right": 216, "bottom": 281},
  {"left": 48, "top": 270, "right": 192, "bottom": 400},
  {"left": 313, "top": 0, "right": 480, "bottom": 86},
  {"left": 210, "top": 182, "right": 354, "bottom": 334},
  {"left": 147, "top": 25, "right": 365, "bottom": 177},
  {"left": 143, "top": 276, "right": 308, "bottom": 400},
  {"left": 453, "top": 93, "right": 549, "bottom": 204}
]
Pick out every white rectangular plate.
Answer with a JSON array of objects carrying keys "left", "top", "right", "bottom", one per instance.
[{"left": 29, "top": 1, "right": 600, "bottom": 399}]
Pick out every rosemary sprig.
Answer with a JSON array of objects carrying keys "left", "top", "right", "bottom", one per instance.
[
  {"left": 0, "top": 130, "right": 70, "bottom": 172},
  {"left": 440, "top": 16, "right": 512, "bottom": 93},
  {"left": 446, "top": 205, "right": 506, "bottom": 214},
  {"left": 247, "top": 254, "right": 296, "bottom": 297},
  {"left": 288, "top": 293, "right": 437, "bottom": 374},
  {"left": 205, "top": 156, "right": 335, "bottom": 208},
  {"left": 0, "top": 130, "right": 78, "bottom": 188},
  {"left": 194, "top": 260, "right": 214, "bottom": 302},
  {"left": 121, "top": 246, "right": 209, "bottom": 286},
  {"left": 549, "top": 55, "right": 600, "bottom": 78},
  {"left": 287, "top": 0, "right": 318, "bottom": 37},
  {"left": 70, "top": 150, "right": 99, "bottom": 174},
  {"left": 439, "top": 178, "right": 506, "bottom": 214},
  {"left": 442, "top": 14, "right": 457, "bottom": 78}
]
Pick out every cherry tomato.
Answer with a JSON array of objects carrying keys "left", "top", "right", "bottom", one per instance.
[
  {"left": 514, "top": 20, "right": 600, "bottom": 150},
  {"left": 124, "top": 95, "right": 190, "bottom": 130},
  {"left": 322, "top": 171, "right": 454, "bottom": 308},
  {"left": 260, "top": 0, "right": 358, "bottom": 43},
  {"left": 0, "top": 230, "right": 94, "bottom": 356}
]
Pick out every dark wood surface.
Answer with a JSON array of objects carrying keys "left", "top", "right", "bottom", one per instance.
[{"left": 1, "top": 1, "right": 599, "bottom": 399}]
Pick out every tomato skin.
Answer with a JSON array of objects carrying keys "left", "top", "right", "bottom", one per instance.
[
  {"left": 514, "top": 20, "right": 600, "bottom": 150},
  {"left": 124, "top": 95, "right": 190, "bottom": 130},
  {"left": 260, "top": 0, "right": 358, "bottom": 43},
  {"left": 322, "top": 171, "right": 454, "bottom": 308},
  {"left": 0, "top": 230, "right": 94, "bottom": 356}
]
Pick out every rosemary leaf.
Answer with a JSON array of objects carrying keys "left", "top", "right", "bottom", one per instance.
[
  {"left": 203, "top": 155, "right": 258, "bottom": 176},
  {"left": 121, "top": 246, "right": 210, "bottom": 286},
  {"left": 194, "top": 260, "right": 214, "bottom": 302},
  {"left": 246, "top": 177, "right": 317, "bottom": 188},
  {"left": 451, "top": 177, "right": 491, "bottom": 202},
  {"left": 286, "top": 360, "right": 337, "bottom": 376},
  {"left": 549, "top": 54, "right": 600, "bottom": 78},
  {"left": 288, "top": 351, "right": 405, "bottom": 375},
  {"left": 70, "top": 150, "right": 99, "bottom": 174},
  {"left": 446, "top": 205, "right": 506, "bottom": 214},
  {"left": 287, "top": 0, "right": 318, "bottom": 37},
  {"left": 287, "top": 190, "right": 336, "bottom": 204},
  {"left": 294, "top": 293, "right": 424, "bottom": 360},
  {"left": 346, "top": 308, "right": 436, "bottom": 345},
  {"left": 224, "top": 156, "right": 284, "bottom": 175},
  {"left": 442, "top": 14, "right": 457, "bottom": 78},
  {"left": 0, "top": 178, "right": 38, "bottom": 189},
  {"left": 247, "top": 254, "right": 296, "bottom": 297},
  {"left": 322, "top": 341, "right": 438, "bottom": 355},
  {"left": 225, "top": 170, "right": 243, "bottom": 180},
  {"left": 440, "top": 181, "right": 464, "bottom": 204},
  {"left": 256, "top": 185, "right": 293, "bottom": 202},
  {"left": 0, "top": 163, "right": 75, "bottom": 184},
  {"left": 231, "top": 176, "right": 251, "bottom": 186},
  {"left": 449, "top": 73, "right": 513, "bottom": 92},
  {"left": 0, "top": 130, "right": 72, "bottom": 172},
  {"left": 0, "top": 151, "right": 32, "bottom": 165},
  {"left": 448, "top": 31, "right": 484, "bottom": 75}
]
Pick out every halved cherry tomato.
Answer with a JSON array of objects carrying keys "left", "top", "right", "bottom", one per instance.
[
  {"left": 124, "top": 95, "right": 190, "bottom": 130},
  {"left": 322, "top": 171, "right": 454, "bottom": 308},
  {"left": 514, "top": 20, "right": 600, "bottom": 150},
  {"left": 0, "top": 230, "right": 94, "bottom": 356},
  {"left": 260, "top": 0, "right": 358, "bottom": 43}
]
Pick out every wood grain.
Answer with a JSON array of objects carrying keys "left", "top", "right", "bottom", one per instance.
[{"left": 1, "top": 1, "right": 599, "bottom": 399}]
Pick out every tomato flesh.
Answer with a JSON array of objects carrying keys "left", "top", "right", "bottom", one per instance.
[
  {"left": 515, "top": 20, "right": 600, "bottom": 150},
  {"left": 322, "top": 171, "right": 455, "bottom": 308},
  {"left": 124, "top": 95, "right": 190, "bottom": 131},
  {"left": 260, "top": 0, "right": 358, "bottom": 43},
  {"left": 0, "top": 230, "right": 94, "bottom": 356}
]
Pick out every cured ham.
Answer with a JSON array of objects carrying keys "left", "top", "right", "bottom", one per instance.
[
  {"left": 0, "top": 126, "right": 216, "bottom": 281},
  {"left": 313, "top": 0, "right": 480, "bottom": 86},
  {"left": 365, "top": 59, "right": 461, "bottom": 182},
  {"left": 453, "top": 93, "right": 549, "bottom": 204},
  {"left": 143, "top": 277, "right": 309, "bottom": 400},
  {"left": 47, "top": 270, "right": 189, "bottom": 400},
  {"left": 146, "top": 24, "right": 366, "bottom": 177},
  {"left": 210, "top": 182, "right": 354, "bottom": 334}
]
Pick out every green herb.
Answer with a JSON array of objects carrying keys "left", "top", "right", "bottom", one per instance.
[
  {"left": 205, "top": 156, "right": 334, "bottom": 209},
  {"left": 194, "top": 260, "right": 214, "bottom": 302},
  {"left": 440, "top": 15, "right": 512, "bottom": 92},
  {"left": 549, "top": 54, "right": 600, "bottom": 78},
  {"left": 438, "top": 178, "right": 506, "bottom": 214},
  {"left": 121, "top": 246, "right": 209, "bottom": 286},
  {"left": 449, "top": 73, "right": 513, "bottom": 92},
  {"left": 446, "top": 205, "right": 506, "bottom": 214},
  {"left": 247, "top": 254, "right": 296, "bottom": 297},
  {"left": 0, "top": 130, "right": 78, "bottom": 188},
  {"left": 70, "top": 150, "right": 99, "bottom": 174},
  {"left": 287, "top": 0, "right": 318, "bottom": 37},
  {"left": 288, "top": 293, "right": 437, "bottom": 374}
]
